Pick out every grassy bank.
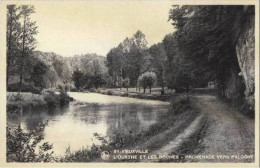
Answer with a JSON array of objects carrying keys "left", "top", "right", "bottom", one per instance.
[
  {"left": 7, "top": 91, "right": 72, "bottom": 114},
  {"left": 7, "top": 92, "right": 47, "bottom": 113},
  {"left": 88, "top": 88, "right": 173, "bottom": 102}
]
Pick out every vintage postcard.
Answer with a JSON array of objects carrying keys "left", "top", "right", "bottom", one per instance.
[{"left": 0, "top": 0, "right": 259, "bottom": 167}]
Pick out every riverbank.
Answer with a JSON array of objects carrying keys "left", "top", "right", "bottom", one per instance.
[
  {"left": 7, "top": 92, "right": 72, "bottom": 114},
  {"left": 7, "top": 92, "right": 47, "bottom": 113},
  {"left": 88, "top": 88, "right": 173, "bottom": 102}
]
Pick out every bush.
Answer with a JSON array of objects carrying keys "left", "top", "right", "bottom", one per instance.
[
  {"left": 121, "top": 92, "right": 129, "bottom": 97},
  {"left": 70, "top": 87, "right": 78, "bottom": 92},
  {"left": 8, "top": 83, "right": 41, "bottom": 94},
  {"left": 170, "top": 95, "right": 192, "bottom": 115},
  {"left": 7, "top": 125, "right": 54, "bottom": 162},
  {"left": 106, "top": 90, "right": 113, "bottom": 95},
  {"left": 44, "top": 93, "right": 60, "bottom": 107},
  {"left": 88, "top": 88, "right": 97, "bottom": 92},
  {"left": 59, "top": 91, "right": 71, "bottom": 106}
]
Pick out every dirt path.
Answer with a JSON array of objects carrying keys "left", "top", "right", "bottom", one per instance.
[
  {"left": 194, "top": 95, "right": 255, "bottom": 162},
  {"left": 151, "top": 115, "right": 203, "bottom": 155}
]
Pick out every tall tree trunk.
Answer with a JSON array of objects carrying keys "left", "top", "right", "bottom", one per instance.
[
  {"left": 7, "top": 7, "right": 14, "bottom": 87},
  {"left": 19, "top": 15, "right": 26, "bottom": 94},
  {"left": 161, "top": 82, "right": 164, "bottom": 95},
  {"left": 160, "top": 69, "right": 164, "bottom": 95}
]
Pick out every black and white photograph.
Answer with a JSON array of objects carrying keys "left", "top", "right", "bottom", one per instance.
[{"left": 0, "top": 0, "right": 259, "bottom": 167}]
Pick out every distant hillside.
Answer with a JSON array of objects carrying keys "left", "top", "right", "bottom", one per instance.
[
  {"left": 8, "top": 50, "right": 108, "bottom": 89},
  {"left": 33, "top": 51, "right": 107, "bottom": 84},
  {"left": 7, "top": 51, "right": 104, "bottom": 89},
  {"left": 66, "top": 53, "right": 107, "bottom": 75}
]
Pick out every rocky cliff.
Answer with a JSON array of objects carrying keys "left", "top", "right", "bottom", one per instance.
[
  {"left": 235, "top": 8, "right": 255, "bottom": 106},
  {"left": 220, "top": 6, "right": 255, "bottom": 113},
  {"left": 235, "top": 6, "right": 255, "bottom": 107}
]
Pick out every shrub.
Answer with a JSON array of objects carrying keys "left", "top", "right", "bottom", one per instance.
[
  {"left": 44, "top": 93, "right": 60, "bottom": 107},
  {"left": 138, "top": 72, "right": 157, "bottom": 93},
  {"left": 88, "top": 88, "right": 96, "bottom": 92},
  {"left": 7, "top": 125, "right": 54, "bottom": 162},
  {"left": 70, "top": 87, "right": 78, "bottom": 92},
  {"left": 7, "top": 83, "right": 41, "bottom": 94},
  {"left": 170, "top": 95, "right": 192, "bottom": 115},
  {"left": 106, "top": 90, "right": 113, "bottom": 95},
  {"left": 64, "top": 84, "right": 70, "bottom": 92},
  {"left": 59, "top": 91, "right": 71, "bottom": 106},
  {"left": 121, "top": 92, "right": 129, "bottom": 97},
  {"left": 122, "top": 78, "right": 130, "bottom": 91}
]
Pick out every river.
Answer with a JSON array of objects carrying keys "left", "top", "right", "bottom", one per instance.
[{"left": 7, "top": 92, "right": 170, "bottom": 156}]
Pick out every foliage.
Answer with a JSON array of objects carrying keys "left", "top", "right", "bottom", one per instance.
[
  {"left": 167, "top": 5, "right": 252, "bottom": 90},
  {"left": 7, "top": 125, "right": 55, "bottom": 162},
  {"left": 138, "top": 72, "right": 157, "bottom": 93},
  {"left": 106, "top": 30, "right": 149, "bottom": 87},
  {"left": 170, "top": 94, "right": 192, "bottom": 115},
  {"left": 72, "top": 70, "right": 107, "bottom": 90},
  {"left": 7, "top": 82, "right": 41, "bottom": 94},
  {"left": 92, "top": 74, "right": 106, "bottom": 89},
  {"left": 59, "top": 91, "right": 71, "bottom": 105},
  {"left": 106, "top": 90, "right": 114, "bottom": 95},
  {"left": 7, "top": 5, "right": 22, "bottom": 84},
  {"left": 172, "top": 70, "right": 192, "bottom": 93},
  {"left": 149, "top": 43, "right": 167, "bottom": 93},
  {"left": 43, "top": 90, "right": 71, "bottom": 107},
  {"left": 43, "top": 92, "right": 60, "bottom": 107},
  {"left": 31, "top": 61, "right": 49, "bottom": 91},
  {"left": 72, "top": 71, "right": 85, "bottom": 90},
  {"left": 6, "top": 5, "right": 40, "bottom": 93},
  {"left": 122, "top": 77, "right": 130, "bottom": 90}
]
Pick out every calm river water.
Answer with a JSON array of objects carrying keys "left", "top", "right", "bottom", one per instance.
[{"left": 7, "top": 92, "right": 170, "bottom": 156}]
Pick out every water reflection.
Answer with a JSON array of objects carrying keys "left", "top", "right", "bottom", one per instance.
[{"left": 7, "top": 92, "right": 170, "bottom": 156}]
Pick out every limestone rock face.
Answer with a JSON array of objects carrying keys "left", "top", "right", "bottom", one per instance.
[{"left": 235, "top": 13, "right": 255, "bottom": 106}]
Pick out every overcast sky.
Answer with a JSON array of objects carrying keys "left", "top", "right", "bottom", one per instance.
[{"left": 31, "top": 1, "right": 175, "bottom": 57}]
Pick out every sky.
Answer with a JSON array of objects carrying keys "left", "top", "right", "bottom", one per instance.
[{"left": 31, "top": 1, "right": 175, "bottom": 57}]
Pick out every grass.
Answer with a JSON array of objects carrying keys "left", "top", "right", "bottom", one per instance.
[
  {"left": 95, "top": 87, "right": 173, "bottom": 102},
  {"left": 170, "top": 116, "right": 209, "bottom": 162},
  {"left": 7, "top": 92, "right": 47, "bottom": 113},
  {"left": 7, "top": 92, "right": 45, "bottom": 102},
  {"left": 7, "top": 91, "right": 72, "bottom": 114}
]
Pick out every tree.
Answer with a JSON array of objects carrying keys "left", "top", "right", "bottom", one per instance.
[
  {"left": 168, "top": 5, "right": 249, "bottom": 91},
  {"left": 106, "top": 44, "right": 126, "bottom": 87},
  {"left": 31, "top": 61, "right": 48, "bottom": 91},
  {"left": 106, "top": 31, "right": 151, "bottom": 89},
  {"left": 6, "top": 5, "right": 22, "bottom": 86},
  {"left": 92, "top": 74, "right": 105, "bottom": 89},
  {"left": 91, "top": 60, "right": 102, "bottom": 76},
  {"left": 18, "top": 5, "right": 38, "bottom": 93},
  {"left": 149, "top": 43, "right": 167, "bottom": 94},
  {"left": 122, "top": 77, "right": 130, "bottom": 91},
  {"left": 138, "top": 72, "right": 157, "bottom": 93},
  {"left": 47, "top": 70, "right": 58, "bottom": 88},
  {"left": 72, "top": 70, "right": 84, "bottom": 90},
  {"left": 129, "top": 30, "right": 149, "bottom": 88}
]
